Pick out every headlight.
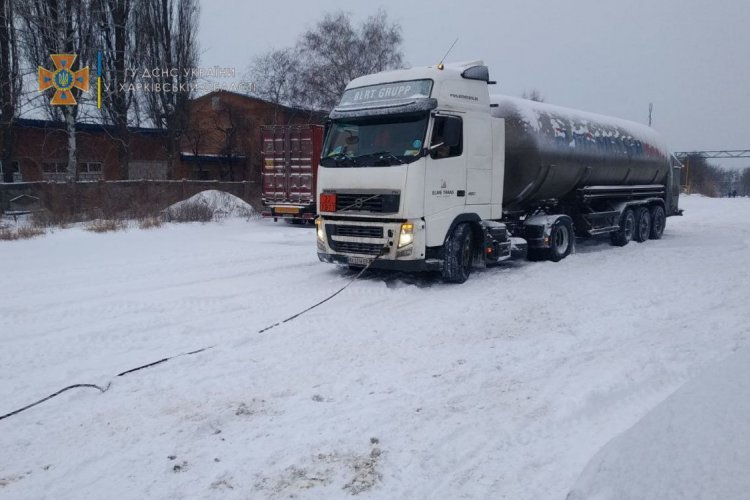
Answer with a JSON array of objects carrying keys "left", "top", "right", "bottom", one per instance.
[
  {"left": 315, "top": 218, "right": 325, "bottom": 242},
  {"left": 398, "top": 223, "right": 414, "bottom": 248}
]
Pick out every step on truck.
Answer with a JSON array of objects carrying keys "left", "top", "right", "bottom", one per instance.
[
  {"left": 261, "top": 124, "right": 324, "bottom": 223},
  {"left": 315, "top": 60, "right": 682, "bottom": 282}
]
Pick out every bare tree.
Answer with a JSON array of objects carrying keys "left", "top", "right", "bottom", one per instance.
[
  {"left": 247, "top": 48, "right": 301, "bottom": 123},
  {"left": 17, "top": 0, "right": 95, "bottom": 181},
  {"left": 522, "top": 89, "right": 545, "bottom": 102},
  {"left": 294, "top": 9, "right": 403, "bottom": 111},
  {"left": 138, "top": 0, "right": 199, "bottom": 178},
  {"left": 92, "top": 0, "right": 140, "bottom": 179},
  {"left": 0, "top": 0, "right": 21, "bottom": 182}
]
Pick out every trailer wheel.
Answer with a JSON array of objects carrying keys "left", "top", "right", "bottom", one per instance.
[
  {"left": 610, "top": 208, "right": 635, "bottom": 247},
  {"left": 649, "top": 205, "right": 666, "bottom": 240},
  {"left": 548, "top": 218, "right": 573, "bottom": 261},
  {"left": 442, "top": 223, "right": 473, "bottom": 283},
  {"left": 633, "top": 207, "right": 651, "bottom": 243}
]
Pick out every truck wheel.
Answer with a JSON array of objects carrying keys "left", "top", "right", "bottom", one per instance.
[
  {"left": 610, "top": 208, "right": 635, "bottom": 247},
  {"left": 548, "top": 218, "right": 573, "bottom": 261},
  {"left": 442, "top": 223, "right": 473, "bottom": 283},
  {"left": 649, "top": 205, "right": 666, "bottom": 240},
  {"left": 633, "top": 207, "right": 651, "bottom": 243}
]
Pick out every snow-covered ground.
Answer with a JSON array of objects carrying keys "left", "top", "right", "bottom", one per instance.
[
  {"left": 1, "top": 195, "right": 749, "bottom": 499},
  {"left": 568, "top": 344, "right": 750, "bottom": 500}
]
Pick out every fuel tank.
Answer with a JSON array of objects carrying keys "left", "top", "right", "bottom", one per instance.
[{"left": 490, "top": 95, "right": 672, "bottom": 212}]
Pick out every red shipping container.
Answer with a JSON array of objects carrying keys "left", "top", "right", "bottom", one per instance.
[{"left": 260, "top": 125, "right": 323, "bottom": 222}]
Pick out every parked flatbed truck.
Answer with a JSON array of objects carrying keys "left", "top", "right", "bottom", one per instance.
[
  {"left": 315, "top": 61, "right": 682, "bottom": 282},
  {"left": 261, "top": 125, "right": 323, "bottom": 223}
]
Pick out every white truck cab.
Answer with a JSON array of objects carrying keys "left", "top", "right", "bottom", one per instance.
[{"left": 316, "top": 61, "right": 509, "bottom": 282}]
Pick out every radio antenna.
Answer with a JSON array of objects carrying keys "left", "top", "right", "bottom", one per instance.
[{"left": 438, "top": 38, "right": 458, "bottom": 68}]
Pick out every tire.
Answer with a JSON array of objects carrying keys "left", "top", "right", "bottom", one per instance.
[
  {"left": 649, "top": 205, "right": 666, "bottom": 240},
  {"left": 633, "top": 206, "right": 651, "bottom": 243},
  {"left": 548, "top": 218, "right": 574, "bottom": 262},
  {"left": 442, "top": 223, "right": 474, "bottom": 283},
  {"left": 610, "top": 208, "right": 635, "bottom": 247}
]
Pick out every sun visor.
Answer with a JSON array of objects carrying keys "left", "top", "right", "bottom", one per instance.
[
  {"left": 330, "top": 98, "right": 437, "bottom": 119},
  {"left": 331, "top": 79, "right": 436, "bottom": 119}
]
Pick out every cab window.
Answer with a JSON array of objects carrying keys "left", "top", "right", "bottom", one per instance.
[{"left": 430, "top": 115, "right": 462, "bottom": 159}]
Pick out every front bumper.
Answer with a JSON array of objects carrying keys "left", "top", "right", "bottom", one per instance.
[
  {"left": 316, "top": 217, "right": 433, "bottom": 270},
  {"left": 317, "top": 252, "right": 439, "bottom": 271}
]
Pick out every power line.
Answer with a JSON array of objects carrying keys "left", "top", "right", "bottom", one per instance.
[{"left": 674, "top": 150, "right": 750, "bottom": 159}]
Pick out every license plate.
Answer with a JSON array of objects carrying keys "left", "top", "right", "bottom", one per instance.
[
  {"left": 348, "top": 256, "right": 373, "bottom": 266},
  {"left": 275, "top": 206, "right": 300, "bottom": 214}
]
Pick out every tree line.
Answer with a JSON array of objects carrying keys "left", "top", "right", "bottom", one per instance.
[
  {"left": 680, "top": 154, "right": 750, "bottom": 197},
  {"left": 0, "top": 0, "right": 199, "bottom": 182}
]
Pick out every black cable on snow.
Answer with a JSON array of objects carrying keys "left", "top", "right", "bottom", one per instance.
[
  {"left": 1, "top": 347, "right": 214, "bottom": 422},
  {"left": 1, "top": 250, "right": 385, "bottom": 421},
  {"left": 258, "top": 248, "right": 387, "bottom": 333},
  {"left": 0, "top": 383, "right": 111, "bottom": 421},
  {"left": 117, "top": 346, "right": 214, "bottom": 377}
]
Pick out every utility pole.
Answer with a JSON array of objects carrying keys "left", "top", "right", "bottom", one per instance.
[{"left": 648, "top": 102, "right": 653, "bottom": 127}]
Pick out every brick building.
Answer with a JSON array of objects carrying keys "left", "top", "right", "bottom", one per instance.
[
  {"left": 3, "top": 119, "right": 169, "bottom": 183},
  {"left": 179, "top": 91, "right": 325, "bottom": 181},
  {"left": 0, "top": 91, "right": 324, "bottom": 183}
]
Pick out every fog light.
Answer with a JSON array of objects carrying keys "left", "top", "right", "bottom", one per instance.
[{"left": 398, "top": 223, "right": 414, "bottom": 248}]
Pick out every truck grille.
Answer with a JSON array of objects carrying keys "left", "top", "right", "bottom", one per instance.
[
  {"left": 335, "top": 193, "right": 400, "bottom": 213},
  {"left": 329, "top": 240, "right": 384, "bottom": 255},
  {"left": 326, "top": 224, "right": 383, "bottom": 238}
]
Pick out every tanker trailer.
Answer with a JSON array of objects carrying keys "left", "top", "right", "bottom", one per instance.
[
  {"left": 490, "top": 95, "right": 682, "bottom": 257},
  {"left": 315, "top": 61, "right": 682, "bottom": 282}
]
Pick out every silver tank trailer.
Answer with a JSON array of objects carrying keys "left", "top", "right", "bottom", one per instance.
[{"left": 490, "top": 96, "right": 672, "bottom": 212}]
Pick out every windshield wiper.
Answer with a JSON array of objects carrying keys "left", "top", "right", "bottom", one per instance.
[
  {"left": 355, "top": 151, "right": 405, "bottom": 165},
  {"left": 325, "top": 153, "right": 357, "bottom": 167}
]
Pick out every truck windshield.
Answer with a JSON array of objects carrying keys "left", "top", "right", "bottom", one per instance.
[{"left": 320, "top": 113, "right": 428, "bottom": 167}]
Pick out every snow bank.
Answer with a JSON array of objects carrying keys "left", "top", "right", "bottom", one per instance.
[
  {"left": 568, "top": 346, "right": 750, "bottom": 500},
  {"left": 164, "top": 190, "right": 256, "bottom": 220}
]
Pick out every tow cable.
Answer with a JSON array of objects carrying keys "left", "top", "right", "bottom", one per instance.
[
  {"left": 0, "top": 249, "right": 387, "bottom": 421},
  {"left": 258, "top": 247, "right": 387, "bottom": 333}
]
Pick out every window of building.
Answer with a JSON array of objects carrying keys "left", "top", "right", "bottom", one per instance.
[
  {"left": 11, "top": 161, "right": 21, "bottom": 181},
  {"left": 78, "top": 162, "right": 104, "bottom": 181},
  {"left": 42, "top": 162, "right": 66, "bottom": 173},
  {"left": 1, "top": 160, "right": 22, "bottom": 182},
  {"left": 192, "top": 166, "right": 211, "bottom": 180},
  {"left": 42, "top": 161, "right": 68, "bottom": 181}
]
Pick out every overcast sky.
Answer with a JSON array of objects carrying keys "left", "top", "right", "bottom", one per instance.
[{"left": 201, "top": 0, "right": 750, "bottom": 168}]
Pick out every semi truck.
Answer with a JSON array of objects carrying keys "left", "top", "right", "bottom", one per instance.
[
  {"left": 261, "top": 125, "right": 324, "bottom": 223},
  {"left": 315, "top": 60, "right": 682, "bottom": 282}
]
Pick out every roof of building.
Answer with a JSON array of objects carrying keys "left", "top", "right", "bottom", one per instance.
[
  {"left": 14, "top": 118, "right": 167, "bottom": 136},
  {"left": 193, "top": 90, "right": 327, "bottom": 120}
]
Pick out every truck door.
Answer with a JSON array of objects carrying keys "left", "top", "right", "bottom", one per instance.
[
  {"left": 262, "top": 127, "right": 288, "bottom": 203},
  {"left": 424, "top": 114, "right": 467, "bottom": 242}
]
